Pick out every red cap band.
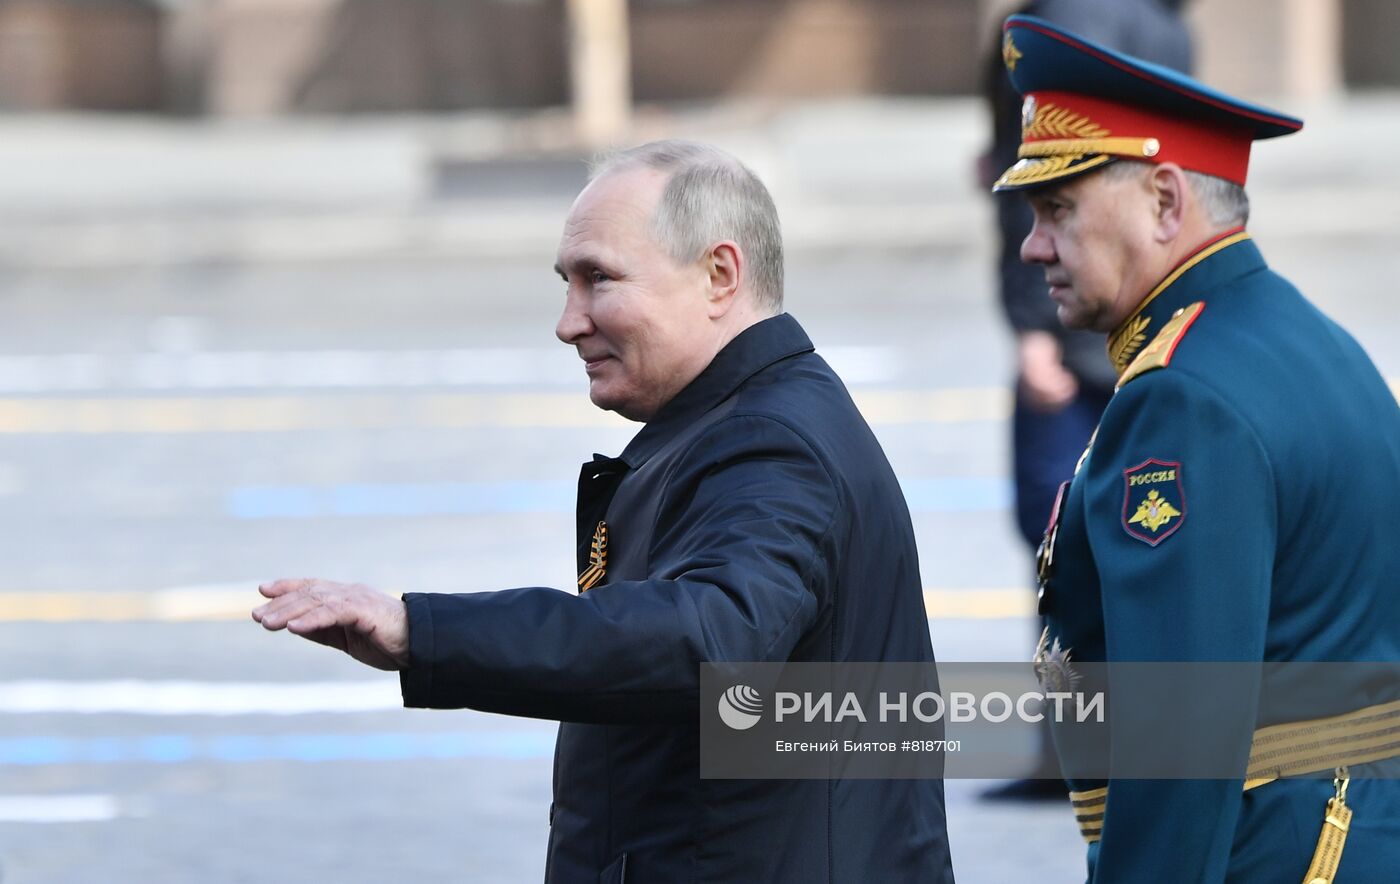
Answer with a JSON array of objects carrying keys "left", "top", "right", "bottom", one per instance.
[{"left": 1028, "top": 91, "right": 1255, "bottom": 185}]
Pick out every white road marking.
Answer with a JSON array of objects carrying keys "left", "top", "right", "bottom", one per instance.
[
  {"left": 0, "top": 794, "right": 120, "bottom": 823},
  {"left": 0, "top": 389, "right": 1009, "bottom": 434},
  {"left": 0, "top": 586, "right": 263, "bottom": 622},
  {"left": 0, "top": 345, "right": 899, "bottom": 393},
  {"left": 0, "top": 584, "right": 1031, "bottom": 623},
  {"left": 0, "top": 681, "right": 400, "bottom": 715}
]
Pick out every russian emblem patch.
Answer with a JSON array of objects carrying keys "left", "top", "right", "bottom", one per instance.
[{"left": 1122, "top": 459, "right": 1185, "bottom": 546}]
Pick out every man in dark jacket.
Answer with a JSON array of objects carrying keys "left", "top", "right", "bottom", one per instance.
[{"left": 254, "top": 141, "right": 955, "bottom": 883}]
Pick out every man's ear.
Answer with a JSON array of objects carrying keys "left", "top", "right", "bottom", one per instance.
[
  {"left": 704, "top": 241, "right": 744, "bottom": 318},
  {"left": 1148, "top": 163, "right": 1189, "bottom": 244}
]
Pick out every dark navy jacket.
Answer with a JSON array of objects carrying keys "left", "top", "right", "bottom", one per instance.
[{"left": 400, "top": 314, "right": 954, "bottom": 883}]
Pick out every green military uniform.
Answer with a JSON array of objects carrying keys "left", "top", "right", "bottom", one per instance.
[{"left": 995, "top": 15, "right": 1400, "bottom": 883}]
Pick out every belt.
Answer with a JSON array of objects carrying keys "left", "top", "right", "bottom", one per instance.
[
  {"left": 1244, "top": 697, "right": 1400, "bottom": 789},
  {"left": 1069, "top": 699, "right": 1400, "bottom": 884}
]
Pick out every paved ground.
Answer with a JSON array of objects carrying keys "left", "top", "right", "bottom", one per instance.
[{"left": 0, "top": 96, "right": 1396, "bottom": 883}]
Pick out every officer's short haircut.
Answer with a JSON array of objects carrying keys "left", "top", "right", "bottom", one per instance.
[
  {"left": 590, "top": 140, "right": 785, "bottom": 313},
  {"left": 1183, "top": 170, "right": 1251, "bottom": 228},
  {"left": 1102, "top": 159, "right": 1251, "bottom": 228}
]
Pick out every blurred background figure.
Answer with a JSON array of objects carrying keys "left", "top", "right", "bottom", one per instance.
[{"left": 976, "top": 0, "right": 1194, "bottom": 802}]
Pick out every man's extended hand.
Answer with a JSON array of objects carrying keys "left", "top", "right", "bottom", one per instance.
[{"left": 252, "top": 579, "right": 410, "bottom": 671}]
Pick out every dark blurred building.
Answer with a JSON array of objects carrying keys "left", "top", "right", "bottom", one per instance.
[
  {"left": 0, "top": 0, "right": 1396, "bottom": 115},
  {"left": 199, "top": 0, "right": 980, "bottom": 116},
  {"left": 0, "top": 0, "right": 163, "bottom": 111},
  {"left": 1342, "top": 0, "right": 1400, "bottom": 88},
  {"left": 629, "top": 0, "right": 978, "bottom": 102}
]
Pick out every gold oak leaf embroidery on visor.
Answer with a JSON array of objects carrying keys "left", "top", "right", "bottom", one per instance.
[{"left": 1021, "top": 103, "right": 1110, "bottom": 141}]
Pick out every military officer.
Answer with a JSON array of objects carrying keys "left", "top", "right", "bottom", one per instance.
[
  {"left": 978, "top": 0, "right": 1194, "bottom": 802},
  {"left": 994, "top": 15, "right": 1400, "bottom": 883}
]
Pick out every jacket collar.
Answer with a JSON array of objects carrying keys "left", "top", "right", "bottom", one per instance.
[
  {"left": 1106, "top": 228, "right": 1265, "bottom": 375},
  {"left": 613, "top": 312, "right": 815, "bottom": 469}
]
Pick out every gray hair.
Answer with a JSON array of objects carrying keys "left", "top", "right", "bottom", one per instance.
[
  {"left": 1183, "top": 169, "right": 1251, "bottom": 228},
  {"left": 1101, "top": 159, "right": 1250, "bottom": 228},
  {"left": 590, "top": 140, "right": 785, "bottom": 313}
]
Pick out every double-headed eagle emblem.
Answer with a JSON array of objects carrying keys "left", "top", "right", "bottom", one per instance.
[{"left": 1128, "top": 490, "right": 1181, "bottom": 533}]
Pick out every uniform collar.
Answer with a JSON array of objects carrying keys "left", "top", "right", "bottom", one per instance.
[
  {"left": 1106, "top": 228, "right": 1264, "bottom": 375},
  {"left": 616, "top": 312, "right": 815, "bottom": 468}
]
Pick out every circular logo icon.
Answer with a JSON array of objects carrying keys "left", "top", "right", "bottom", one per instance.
[{"left": 718, "top": 684, "right": 764, "bottom": 731}]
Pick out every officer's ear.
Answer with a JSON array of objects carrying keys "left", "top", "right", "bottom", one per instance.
[
  {"left": 703, "top": 241, "right": 744, "bottom": 318},
  {"left": 1147, "top": 163, "right": 1189, "bottom": 244}
]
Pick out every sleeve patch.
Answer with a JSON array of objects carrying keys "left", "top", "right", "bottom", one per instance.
[{"left": 1122, "top": 459, "right": 1186, "bottom": 546}]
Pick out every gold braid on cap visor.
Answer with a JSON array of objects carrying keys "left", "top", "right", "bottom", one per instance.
[
  {"left": 1020, "top": 137, "right": 1161, "bottom": 159},
  {"left": 995, "top": 154, "right": 1115, "bottom": 189},
  {"left": 994, "top": 138, "right": 1161, "bottom": 189}
]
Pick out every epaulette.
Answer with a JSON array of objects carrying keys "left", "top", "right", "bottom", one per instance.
[{"left": 1116, "top": 302, "right": 1205, "bottom": 389}]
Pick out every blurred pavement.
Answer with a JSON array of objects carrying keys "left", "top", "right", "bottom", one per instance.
[
  {"left": 0, "top": 94, "right": 1399, "bottom": 268},
  {"left": 0, "top": 95, "right": 1397, "bottom": 883}
]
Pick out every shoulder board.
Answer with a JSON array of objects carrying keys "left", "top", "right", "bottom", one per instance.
[{"left": 1116, "top": 302, "right": 1205, "bottom": 389}]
